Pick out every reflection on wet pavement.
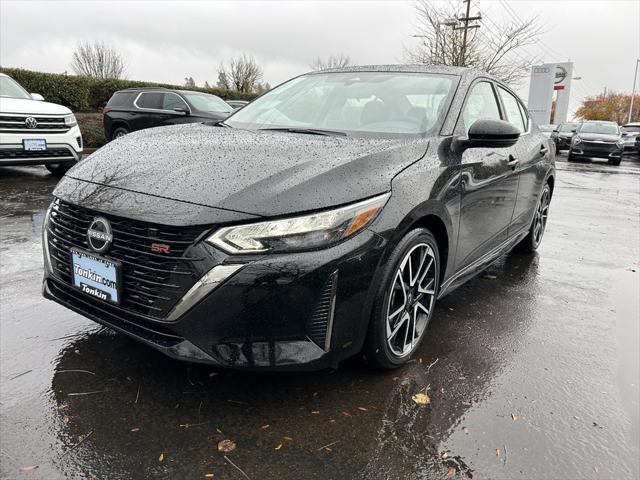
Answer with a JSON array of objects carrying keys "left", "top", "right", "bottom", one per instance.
[{"left": 1, "top": 160, "right": 639, "bottom": 479}]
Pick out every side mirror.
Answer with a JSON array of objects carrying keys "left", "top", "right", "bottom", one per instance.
[
  {"left": 30, "top": 93, "right": 44, "bottom": 101},
  {"left": 452, "top": 119, "right": 520, "bottom": 154},
  {"left": 173, "top": 107, "right": 189, "bottom": 115},
  {"left": 571, "top": 129, "right": 577, "bottom": 133},
  {"left": 552, "top": 129, "right": 559, "bottom": 133}
]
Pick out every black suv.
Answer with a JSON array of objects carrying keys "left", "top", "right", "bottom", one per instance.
[{"left": 103, "top": 88, "right": 232, "bottom": 140}]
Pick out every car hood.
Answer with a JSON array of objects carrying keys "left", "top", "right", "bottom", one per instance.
[
  {"left": 64, "top": 123, "right": 428, "bottom": 217},
  {"left": 578, "top": 133, "right": 620, "bottom": 142},
  {"left": 0, "top": 97, "right": 72, "bottom": 115}
]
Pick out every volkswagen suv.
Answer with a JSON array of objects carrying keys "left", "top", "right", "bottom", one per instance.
[{"left": 0, "top": 73, "right": 83, "bottom": 176}]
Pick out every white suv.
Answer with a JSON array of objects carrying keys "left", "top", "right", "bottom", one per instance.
[{"left": 0, "top": 73, "right": 83, "bottom": 176}]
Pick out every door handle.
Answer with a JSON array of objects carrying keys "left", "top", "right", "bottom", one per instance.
[
  {"left": 540, "top": 145, "right": 549, "bottom": 155},
  {"left": 507, "top": 155, "right": 519, "bottom": 169}
]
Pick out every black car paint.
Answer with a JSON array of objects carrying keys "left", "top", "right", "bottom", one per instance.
[
  {"left": 103, "top": 89, "right": 232, "bottom": 140},
  {"left": 569, "top": 131, "right": 623, "bottom": 161},
  {"left": 44, "top": 66, "right": 555, "bottom": 370}
]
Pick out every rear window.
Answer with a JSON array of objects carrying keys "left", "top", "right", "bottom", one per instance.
[{"left": 106, "top": 91, "right": 137, "bottom": 108}]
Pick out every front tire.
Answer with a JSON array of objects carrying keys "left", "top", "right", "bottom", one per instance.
[
  {"left": 515, "top": 183, "right": 551, "bottom": 253},
  {"left": 364, "top": 228, "right": 440, "bottom": 369},
  {"left": 567, "top": 149, "right": 575, "bottom": 162},
  {"left": 608, "top": 157, "right": 621, "bottom": 166},
  {"left": 45, "top": 161, "right": 75, "bottom": 177}
]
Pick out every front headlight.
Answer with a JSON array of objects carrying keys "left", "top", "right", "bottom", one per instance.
[
  {"left": 64, "top": 114, "right": 77, "bottom": 127},
  {"left": 208, "top": 193, "right": 390, "bottom": 254},
  {"left": 572, "top": 136, "right": 582, "bottom": 145},
  {"left": 616, "top": 140, "right": 624, "bottom": 148}
]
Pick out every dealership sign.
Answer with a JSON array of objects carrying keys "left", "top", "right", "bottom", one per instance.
[{"left": 527, "top": 62, "right": 573, "bottom": 125}]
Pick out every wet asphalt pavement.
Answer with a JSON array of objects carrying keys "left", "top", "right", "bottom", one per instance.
[{"left": 1, "top": 154, "right": 639, "bottom": 480}]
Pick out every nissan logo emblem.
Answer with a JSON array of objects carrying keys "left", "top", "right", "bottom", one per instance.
[
  {"left": 87, "top": 217, "right": 113, "bottom": 253},
  {"left": 25, "top": 117, "right": 38, "bottom": 129}
]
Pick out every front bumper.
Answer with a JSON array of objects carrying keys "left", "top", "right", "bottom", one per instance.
[
  {"left": 43, "top": 225, "right": 386, "bottom": 371},
  {"left": 0, "top": 125, "right": 83, "bottom": 166},
  {"left": 570, "top": 142, "right": 622, "bottom": 159}
]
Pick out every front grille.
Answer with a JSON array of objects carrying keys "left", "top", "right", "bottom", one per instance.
[
  {"left": 581, "top": 141, "right": 617, "bottom": 153},
  {"left": 0, "top": 147, "right": 75, "bottom": 160},
  {"left": 0, "top": 114, "right": 71, "bottom": 133},
  {"left": 46, "top": 199, "right": 208, "bottom": 319}
]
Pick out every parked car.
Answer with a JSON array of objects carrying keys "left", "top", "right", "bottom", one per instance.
[
  {"left": 103, "top": 88, "right": 233, "bottom": 140},
  {"left": 43, "top": 65, "right": 555, "bottom": 371},
  {"left": 226, "top": 100, "right": 249, "bottom": 110},
  {"left": 0, "top": 72, "right": 82, "bottom": 176},
  {"left": 568, "top": 120, "right": 623, "bottom": 165},
  {"left": 539, "top": 124, "right": 557, "bottom": 138},
  {"left": 551, "top": 122, "right": 580, "bottom": 152},
  {"left": 636, "top": 135, "right": 640, "bottom": 154},
  {"left": 621, "top": 122, "right": 640, "bottom": 154}
]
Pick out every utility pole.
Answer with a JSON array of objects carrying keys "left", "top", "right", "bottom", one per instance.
[
  {"left": 454, "top": 0, "right": 481, "bottom": 66},
  {"left": 629, "top": 58, "right": 640, "bottom": 123}
]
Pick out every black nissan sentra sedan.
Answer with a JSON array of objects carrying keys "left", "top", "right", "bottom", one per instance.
[{"left": 43, "top": 65, "right": 555, "bottom": 371}]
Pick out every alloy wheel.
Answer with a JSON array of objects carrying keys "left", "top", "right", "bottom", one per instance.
[
  {"left": 385, "top": 243, "right": 437, "bottom": 358},
  {"left": 533, "top": 187, "right": 550, "bottom": 246}
]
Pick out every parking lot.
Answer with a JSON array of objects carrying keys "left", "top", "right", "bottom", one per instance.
[{"left": 1, "top": 154, "right": 638, "bottom": 479}]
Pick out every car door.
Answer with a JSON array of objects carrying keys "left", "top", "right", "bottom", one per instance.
[
  {"left": 453, "top": 80, "right": 520, "bottom": 271},
  {"left": 132, "top": 91, "right": 165, "bottom": 131},
  {"left": 495, "top": 85, "right": 548, "bottom": 236},
  {"left": 156, "top": 92, "right": 193, "bottom": 127}
]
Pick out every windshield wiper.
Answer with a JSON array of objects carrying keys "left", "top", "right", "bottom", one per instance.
[{"left": 259, "top": 127, "right": 347, "bottom": 136}]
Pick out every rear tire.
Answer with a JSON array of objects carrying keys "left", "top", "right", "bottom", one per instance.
[
  {"left": 45, "top": 161, "right": 75, "bottom": 177},
  {"left": 515, "top": 183, "right": 551, "bottom": 253},
  {"left": 364, "top": 228, "right": 440, "bottom": 369},
  {"left": 112, "top": 126, "right": 129, "bottom": 140}
]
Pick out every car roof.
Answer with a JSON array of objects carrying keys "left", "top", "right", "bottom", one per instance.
[
  {"left": 0, "top": 73, "right": 7, "bottom": 78},
  {"left": 622, "top": 122, "right": 640, "bottom": 127},
  {"left": 310, "top": 64, "right": 498, "bottom": 81}
]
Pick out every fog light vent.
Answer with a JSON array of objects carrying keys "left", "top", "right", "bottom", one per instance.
[{"left": 307, "top": 271, "right": 338, "bottom": 351}]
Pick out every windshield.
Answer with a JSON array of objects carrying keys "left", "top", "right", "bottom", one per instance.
[
  {"left": 621, "top": 125, "right": 640, "bottom": 134},
  {"left": 539, "top": 124, "right": 556, "bottom": 132},
  {"left": 579, "top": 122, "right": 619, "bottom": 135},
  {"left": 559, "top": 123, "right": 578, "bottom": 132},
  {"left": 182, "top": 93, "right": 231, "bottom": 113},
  {"left": 226, "top": 72, "right": 457, "bottom": 136},
  {"left": 0, "top": 76, "right": 31, "bottom": 99}
]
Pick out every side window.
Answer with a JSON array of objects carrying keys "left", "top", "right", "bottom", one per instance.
[
  {"left": 460, "top": 82, "right": 501, "bottom": 133},
  {"left": 162, "top": 93, "right": 188, "bottom": 111},
  {"left": 137, "top": 92, "right": 163, "bottom": 110},
  {"left": 497, "top": 86, "right": 525, "bottom": 133}
]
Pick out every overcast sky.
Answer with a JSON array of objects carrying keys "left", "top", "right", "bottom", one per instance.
[{"left": 1, "top": 0, "right": 638, "bottom": 118}]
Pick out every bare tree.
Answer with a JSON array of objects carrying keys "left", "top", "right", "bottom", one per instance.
[
  {"left": 217, "top": 54, "right": 264, "bottom": 93},
  {"left": 310, "top": 54, "right": 351, "bottom": 71},
  {"left": 406, "top": 1, "right": 542, "bottom": 85},
  {"left": 71, "top": 41, "right": 126, "bottom": 79},
  {"left": 184, "top": 76, "right": 196, "bottom": 87}
]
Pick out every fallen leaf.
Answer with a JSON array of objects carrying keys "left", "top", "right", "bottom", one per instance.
[
  {"left": 340, "top": 411, "right": 352, "bottom": 417},
  {"left": 311, "top": 410, "right": 320, "bottom": 414},
  {"left": 158, "top": 453, "right": 164, "bottom": 462},
  {"left": 275, "top": 443, "right": 283, "bottom": 450},
  {"left": 283, "top": 436, "right": 293, "bottom": 441},
  {"left": 205, "top": 474, "right": 214, "bottom": 478},
  {"left": 357, "top": 406, "right": 369, "bottom": 412},
  {"left": 18, "top": 466, "right": 39, "bottom": 472},
  {"left": 447, "top": 467, "right": 456, "bottom": 477},
  {"left": 131, "top": 428, "right": 140, "bottom": 432},
  {"left": 463, "top": 426, "right": 469, "bottom": 434},
  {"left": 511, "top": 413, "right": 518, "bottom": 421},
  {"left": 260, "top": 424, "right": 270, "bottom": 429},
  {"left": 412, "top": 393, "right": 431, "bottom": 405},
  {"left": 215, "top": 428, "right": 223, "bottom": 434},
  {"left": 441, "top": 451, "right": 448, "bottom": 459},
  {"left": 218, "top": 439, "right": 236, "bottom": 453},
  {"left": 208, "top": 372, "right": 218, "bottom": 378}
]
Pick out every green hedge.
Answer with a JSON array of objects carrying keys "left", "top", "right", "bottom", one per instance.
[{"left": 0, "top": 67, "right": 256, "bottom": 112}]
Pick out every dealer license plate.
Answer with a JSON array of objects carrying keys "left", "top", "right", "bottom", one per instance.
[
  {"left": 70, "top": 248, "right": 121, "bottom": 304},
  {"left": 23, "top": 139, "right": 47, "bottom": 151}
]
